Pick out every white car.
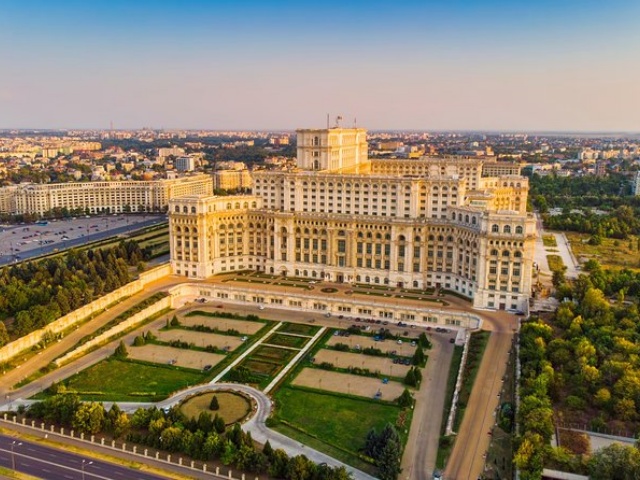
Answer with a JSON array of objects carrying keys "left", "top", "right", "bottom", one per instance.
[{"left": 258, "top": 305, "right": 265, "bottom": 310}]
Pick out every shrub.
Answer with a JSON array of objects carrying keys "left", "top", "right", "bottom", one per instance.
[{"left": 209, "top": 395, "right": 220, "bottom": 411}]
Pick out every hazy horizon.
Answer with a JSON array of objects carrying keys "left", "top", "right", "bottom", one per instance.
[{"left": 1, "top": 0, "right": 639, "bottom": 132}]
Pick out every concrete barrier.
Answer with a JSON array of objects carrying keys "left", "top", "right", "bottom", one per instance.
[{"left": 0, "top": 264, "right": 171, "bottom": 364}]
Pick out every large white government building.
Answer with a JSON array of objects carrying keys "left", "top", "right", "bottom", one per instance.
[
  {"left": 169, "top": 127, "right": 536, "bottom": 311},
  {"left": 0, "top": 175, "right": 213, "bottom": 215}
]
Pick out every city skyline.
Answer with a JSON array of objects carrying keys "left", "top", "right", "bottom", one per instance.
[{"left": 1, "top": 0, "right": 639, "bottom": 132}]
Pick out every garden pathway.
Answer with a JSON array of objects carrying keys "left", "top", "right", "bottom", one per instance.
[
  {"left": 263, "top": 327, "right": 327, "bottom": 394},
  {"left": 209, "top": 322, "right": 282, "bottom": 384}
]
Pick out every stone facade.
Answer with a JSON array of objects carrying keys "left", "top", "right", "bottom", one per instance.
[{"left": 169, "top": 128, "right": 536, "bottom": 311}]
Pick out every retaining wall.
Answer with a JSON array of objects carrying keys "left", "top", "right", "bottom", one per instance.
[{"left": 0, "top": 264, "right": 171, "bottom": 364}]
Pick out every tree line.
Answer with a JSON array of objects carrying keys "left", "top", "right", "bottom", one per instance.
[
  {"left": 0, "top": 241, "right": 152, "bottom": 344},
  {"left": 516, "top": 263, "right": 640, "bottom": 478},
  {"left": 26, "top": 394, "right": 352, "bottom": 480}
]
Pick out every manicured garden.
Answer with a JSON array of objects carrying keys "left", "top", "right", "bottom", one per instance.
[
  {"left": 265, "top": 333, "right": 309, "bottom": 348},
  {"left": 180, "top": 391, "right": 251, "bottom": 425},
  {"left": 35, "top": 358, "right": 206, "bottom": 402},
  {"left": 272, "top": 386, "right": 405, "bottom": 473},
  {"left": 278, "top": 322, "right": 320, "bottom": 336}
]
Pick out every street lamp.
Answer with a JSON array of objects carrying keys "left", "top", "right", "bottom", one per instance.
[
  {"left": 11, "top": 441, "right": 22, "bottom": 470},
  {"left": 81, "top": 459, "right": 93, "bottom": 480}
]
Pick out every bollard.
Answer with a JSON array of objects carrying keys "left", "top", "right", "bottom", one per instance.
[
  {"left": 179, "top": 458, "right": 183, "bottom": 466},
  {"left": 91, "top": 435, "right": 94, "bottom": 443},
  {"left": 155, "top": 452, "right": 159, "bottom": 460},
  {"left": 81, "top": 433, "right": 84, "bottom": 441},
  {"left": 167, "top": 455, "right": 171, "bottom": 463},
  {"left": 144, "top": 449, "right": 148, "bottom": 457},
  {"left": 228, "top": 470, "right": 232, "bottom": 479},
  {"left": 21, "top": 418, "right": 25, "bottom": 425},
  {"left": 101, "top": 438, "right": 105, "bottom": 446},
  {"left": 216, "top": 467, "right": 219, "bottom": 475},
  {"left": 60, "top": 427, "right": 64, "bottom": 435},
  {"left": 242, "top": 474, "right": 245, "bottom": 480},
  {"left": 70, "top": 430, "right": 74, "bottom": 438},
  {"left": 3, "top": 413, "right": 6, "bottom": 420},
  {"left": 133, "top": 446, "right": 137, "bottom": 454},
  {"left": 31, "top": 420, "right": 35, "bottom": 427},
  {"left": 111, "top": 440, "right": 115, "bottom": 448},
  {"left": 122, "top": 443, "right": 126, "bottom": 451},
  {"left": 203, "top": 464, "right": 207, "bottom": 473},
  {"left": 191, "top": 461, "right": 194, "bottom": 468},
  {"left": 41, "top": 423, "right": 44, "bottom": 430},
  {"left": 12, "top": 416, "right": 16, "bottom": 423},
  {"left": 50, "top": 425, "right": 55, "bottom": 432}
]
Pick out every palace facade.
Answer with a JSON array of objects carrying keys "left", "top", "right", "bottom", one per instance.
[{"left": 169, "top": 128, "right": 536, "bottom": 311}]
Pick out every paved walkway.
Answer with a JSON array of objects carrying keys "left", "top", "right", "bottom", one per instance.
[
  {"left": 210, "top": 323, "right": 282, "bottom": 384},
  {"left": 263, "top": 327, "right": 327, "bottom": 394},
  {"left": 444, "top": 312, "right": 516, "bottom": 480}
]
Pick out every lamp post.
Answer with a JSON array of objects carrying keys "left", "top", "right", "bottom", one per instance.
[
  {"left": 11, "top": 441, "right": 22, "bottom": 470},
  {"left": 81, "top": 459, "right": 93, "bottom": 480}
]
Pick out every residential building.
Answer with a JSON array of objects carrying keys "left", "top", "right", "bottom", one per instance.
[{"left": 0, "top": 174, "right": 213, "bottom": 215}]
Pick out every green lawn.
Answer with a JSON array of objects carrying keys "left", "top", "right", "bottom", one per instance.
[
  {"left": 266, "top": 333, "right": 309, "bottom": 348},
  {"left": 36, "top": 358, "right": 206, "bottom": 402},
  {"left": 273, "top": 386, "right": 402, "bottom": 466},
  {"left": 436, "top": 345, "right": 464, "bottom": 469},
  {"left": 542, "top": 235, "right": 558, "bottom": 247},
  {"left": 279, "top": 322, "right": 320, "bottom": 336},
  {"left": 547, "top": 254, "right": 565, "bottom": 273}
]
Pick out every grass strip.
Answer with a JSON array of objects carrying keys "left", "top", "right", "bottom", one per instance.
[{"left": 435, "top": 344, "right": 464, "bottom": 469}]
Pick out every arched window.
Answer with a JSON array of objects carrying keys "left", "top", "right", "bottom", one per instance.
[
  {"left": 502, "top": 250, "right": 510, "bottom": 257},
  {"left": 491, "top": 249, "right": 498, "bottom": 256},
  {"left": 504, "top": 225, "right": 511, "bottom": 234},
  {"left": 515, "top": 226, "right": 523, "bottom": 234},
  {"left": 514, "top": 251, "right": 523, "bottom": 258},
  {"left": 191, "top": 206, "right": 196, "bottom": 214},
  {"left": 491, "top": 224, "right": 499, "bottom": 233},
  {"left": 174, "top": 205, "right": 179, "bottom": 213}
]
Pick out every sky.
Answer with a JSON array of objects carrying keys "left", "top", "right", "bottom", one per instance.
[{"left": 1, "top": 0, "right": 639, "bottom": 132}]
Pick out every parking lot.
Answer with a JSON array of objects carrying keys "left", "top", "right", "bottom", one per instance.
[{"left": 0, "top": 214, "right": 165, "bottom": 264}]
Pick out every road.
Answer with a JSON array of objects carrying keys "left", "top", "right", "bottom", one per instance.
[
  {"left": 401, "top": 333, "right": 454, "bottom": 480},
  {"left": 0, "top": 215, "right": 166, "bottom": 266},
  {"left": 443, "top": 311, "right": 516, "bottom": 480},
  {"left": 0, "top": 433, "right": 171, "bottom": 480}
]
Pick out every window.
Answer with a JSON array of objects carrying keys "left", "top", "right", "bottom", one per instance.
[
  {"left": 515, "top": 226, "right": 523, "bottom": 234},
  {"left": 491, "top": 224, "right": 499, "bottom": 233},
  {"left": 503, "top": 225, "right": 511, "bottom": 234}
]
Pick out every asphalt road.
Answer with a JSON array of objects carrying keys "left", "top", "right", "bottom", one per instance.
[
  {"left": 0, "top": 215, "right": 166, "bottom": 266},
  {"left": 0, "top": 433, "right": 170, "bottom": 480},
  {"left": 401, "top": 333, "right": 454, "bottom": 480},
  {"left": 443, "top": 311, "right": 516, "bottom": 480}
]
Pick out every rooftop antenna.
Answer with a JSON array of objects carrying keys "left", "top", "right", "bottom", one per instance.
[
  {"left": 327, "top": 113, "right": 330, "bottom": 129},
  {"left": 353, "top": 117, "right": 357, "bottom": 128}
]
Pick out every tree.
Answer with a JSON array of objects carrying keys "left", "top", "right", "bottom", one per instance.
[
  {"left": 412, "top": 346, "right": 425, "bottom": 366},
  {"left": 170, "top": 315, "right": 180, "bottom": 327},
  {"left": 209, "top": 395, "right": 220, "bottom": 411},
  {"left": 589, "top": 443, "right": 640, "bottom": 479},
  {"left": 377, "top": 439, "right": 402, "bottom": 480},
  {"left": 213, "top": 413, "right": 226, "bottom": 434},
  {"left": 72, "top": 402, "right": 106, "bottom": 434},
  {"left": 114, "top": 341, "right": 128, "bottom": 358},
  {"left": 0, "top": 321, "right": 9, "bottom": 347},
  {"left": 396, "top": 389, "right": 414, "bottom": 408}
]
